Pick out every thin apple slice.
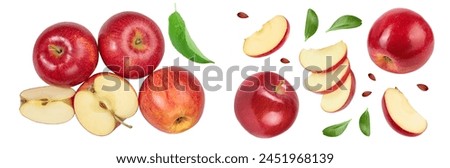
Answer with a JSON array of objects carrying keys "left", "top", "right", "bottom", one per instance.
[
  {"left": 299, "top": 41, "right": 348, "bottom": 72},
  {"left": 243, "top": 15, "right": 289, "bottom": 57},
  {"left": 304, "top": 59, "right": 350, "bottom": 94},
  {"left": 321, "top": 71, "right": 355, "bottom": 112},
  {"left": 74, "top": 73, "right": 138, "bottom": 136},
  {"left": 19, "top": 86, "right": 75, "bottom": 124},
  {"left": 382, "top": 87, "right": 427, "bottom": 136}
]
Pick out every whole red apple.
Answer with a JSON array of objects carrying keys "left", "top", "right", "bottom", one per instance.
[
  {"left": 139, "top": 66, "right": 204, "bottom": 133},
  {"left": 33, "top": 22, "right": 98, "bottom": 87},
  {"left": 368, "top": 8, "right": 434, "bottom": 74},
  {"left": 98, "top": 11, "right": 164, "bottom": 79},
  {"left": 234, "top": 71, "right": 299, "bottom": 138}
]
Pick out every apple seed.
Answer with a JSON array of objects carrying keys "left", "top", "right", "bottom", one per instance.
[
  {"left": 417, "top": 84, "right": 428, "bottom": 91},
  {"left": 362, "top": 91, "right": 372, "bottom": 97},
  {"left": 368, "top": 73, "right": 376, "bottom": 81},
  {"left": 237, "top": 12, "right": 249, "bottom": 18},
  {"left": 280, "top": 58, "right": 290, "bottom": 64}
]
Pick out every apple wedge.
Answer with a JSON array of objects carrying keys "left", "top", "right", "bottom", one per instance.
[
  {"left": 304, "top": 59, "right": 350, "bottom": 94},
  {"left": 74, "top": 73, "right": 138, "bottom": 136},
  {"left": 243, "top": 15, "right": 289, "bottom": 57},
  {"left": 382, "top": 87, "right": 427, "bottom": 136},
  {"left": 299, "top": 41, "right": 348, "bottom": 72},
  {"left": 19, "top": 86, "right": 75, "bottom": 124},
  {"left": 321, "top": 71, "right": 355, "bottom": 112}
]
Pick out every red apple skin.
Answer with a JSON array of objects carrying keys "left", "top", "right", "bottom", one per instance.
[
  {"left": 98, "top": 11, "right": 164, "bottom": 79},
  {"left": 382, "top": 91, "right": 422, "bottom": 137},
  {"left": 234, "top": 71, "right": 299, "bottom": 138},
  {"left": 33, "top": 22, "right": 98, "bottom": 87},
  {"left": 139, "top": 66, "right": 205, "bottom": 134},
  {"left": 368, "top": 8, "right": 434, "bottom": 74},
  {"left": 250, "top": 20, "right": 290, "bottom": 58}
]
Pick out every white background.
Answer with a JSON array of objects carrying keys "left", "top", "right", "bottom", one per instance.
[{"left": 1, "top": 0, "right": 448, "bottom": 167}]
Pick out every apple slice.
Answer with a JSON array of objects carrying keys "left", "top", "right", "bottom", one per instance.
[
  {"left": 19, "top": 86, "right": 75, "bottom": 124},
  {"left": 304, "top": 59, "right": 350, "bottom": 94},
  {"left": 74, "top": 73, "right": 138, "bottom": 136},
  {"left": 321, "top": 71, "right": 355, "bottom": 112},
  {"left": 243, "top": 15, "right": 289, "bottom": 57},
  {"left": 299, "top": 41, "right": 348, "bottom": 72},
  {"left": 382, "top": 87, "right": 427, "bottom": 136}
]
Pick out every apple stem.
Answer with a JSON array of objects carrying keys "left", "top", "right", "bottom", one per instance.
[
  {"left": 48, "top": 45, "right": 64, "bottom": 56},
  {"left": 383, "top": 56, "right": 392, "bottom": 63},
  {"left": 135, "top": 38, "right": 142, "bottom": 45},
  {"left": 113, "top": 114, "right": 133, "bottom": 129},
  {"left": 275, "top": 80, "right": 286, "bottom": 94},
  {"left": 100, "top": 101, "right": 132, "bottom": 129}
]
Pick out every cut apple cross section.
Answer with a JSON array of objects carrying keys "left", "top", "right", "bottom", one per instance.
[
  {"left": 382, "top": 87, "right": 427, "bottom": 136},
  {"left": 299, "top": 41, "right": 348, "bottom": 72},
  {"left": 74, "top": 73, "right": 138, "bottom": 136},
  {"left": 321, "top": 71, "right": 355, "bottom": 113},
  {"left": 19, "top": 86, "right": 75, "bottom": 124},
  {"left": 243, "top": 15, "right": 289, "bottom": 57},
  {"left": 304, "top": 59, "right": 350, "bottom": 94}
]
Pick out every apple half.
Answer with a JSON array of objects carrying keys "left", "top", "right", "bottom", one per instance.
[
  {"left": 320, "top": 71, "right": 355, "bottom": 113},
  {"left": 304, "top": 59, "right": 350, "bottom": 94},
  {"left": 382, "top": 87, "right": 427, "bottom": 136},
  {"left": 243, "top": 15, "right": 289, "bottom": 57},
  {"left": 19, "top": 86, "right": 75, "bottom": 124},
  {"left": 74, "top": 73, "right": 138, "bottom": 136},
  {"left": 299, "top": 41, "right": 348, "bottom": 72}
]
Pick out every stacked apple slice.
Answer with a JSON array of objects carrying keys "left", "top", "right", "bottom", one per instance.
[{"left": 299, "top": 41, "right": 356, "bottom": 112}]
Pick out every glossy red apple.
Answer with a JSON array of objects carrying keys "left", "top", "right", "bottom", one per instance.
[
  {"left": 368, "top": 8, "right": 434, "bottom": 74},
  {"left": 234, "top": 71, "right": 299, "bottom": 138},
  {"left": 33, "top": 22, "right": 98, "bottom": 87},
  {"left": 139, "top": 66, "right": 205, "bottom": 133},
  {"left": 98, "top": 11, "right": 164, "bottom": 79}
]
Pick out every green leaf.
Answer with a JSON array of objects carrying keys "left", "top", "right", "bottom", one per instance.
[
  {"left": 326, "top": 15, "right": 362, "bottom": 32},
  {"left": 304, "top": 8, "right": 318, "bottom": 41},
  {"left": 322, "top": 119, "right": 351, "bottom": 137},
  {"left": 169, "top": 10, "right": 214, "bottom": 64},
  {"left": 359, "top": 108, "right": 371, "bottom": 136}
]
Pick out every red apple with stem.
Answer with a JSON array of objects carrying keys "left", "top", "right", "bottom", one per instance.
[
  {"left": 33, "top": 22, "right": 98, "bottom": 87},
  {"left": 139, "top": 66, "right": 205, "bottom": 133},
  {"left": 368, "top": 8, "right": 434, "bottom": 74},
  {"left": 234, "top": 71, "right": 299, "bottom": 138},
  {"left": 98, "top": 11, "right": 165, "bottom": 79}
]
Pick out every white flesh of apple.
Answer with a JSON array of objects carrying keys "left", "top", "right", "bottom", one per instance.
[
  {"left": 305, "top": 59, "right": 350, "bottom": 93},
  {"left": 385, "top": 88, "right": 427, "bottom": 134},
  {"left": 299, "top": 41, "right": 347, "bottom": 72},
  {"left": 74, "top": 75, "right": 138, "bottom": 136},
  {"left": 321, "top": 72, "right": 354, "bottom": 112},
  {"left": 243, "top": 15, "right": 288, "bottom": 56},
  {"left": 20, "top": 86, "right": 75, "bottom": 124}
]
